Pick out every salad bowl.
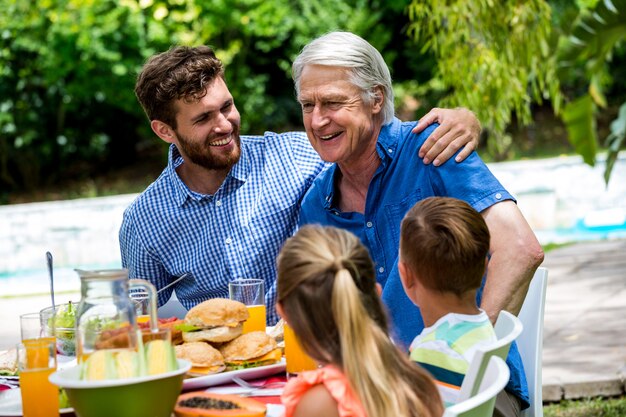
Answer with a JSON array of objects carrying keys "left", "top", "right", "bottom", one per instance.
[
  {"left": 40, "top": 302, "right": 77, "bottom": 356},
  {"left": 50, "top": 358, "right": 191, "bottom": 417}
]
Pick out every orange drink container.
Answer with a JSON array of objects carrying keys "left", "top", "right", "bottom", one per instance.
[
  {"left": 242, "top": 305, "right": 267, "bottom": 333},
  {"left": 229, "top": 279, "right": 266, "bottom": 334},
  {"left": 19, "top": 312, "right": 47, "bottom": 341},
  {"left": 17, "top": 339, "right": 60, "bottom": 417},
  {"left": 284, "top": 322, "right": 317, "bottom": 376}
]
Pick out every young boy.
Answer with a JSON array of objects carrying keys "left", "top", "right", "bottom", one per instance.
[{"left": 398, "top": 196, "right": 497, "bottom": 408}]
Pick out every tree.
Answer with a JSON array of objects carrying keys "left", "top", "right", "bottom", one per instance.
[
  {"left": 405, "top": 0, "right": 561, "bottom": 161},
  {"left": 557, "top": 0, "right": 626, "bottom": 184},
  {"left": 0, "top": 0, "right": 393, "bottom": 197},
  {"left": 405, "top": 0, "right": 626, "bottom": 184}
]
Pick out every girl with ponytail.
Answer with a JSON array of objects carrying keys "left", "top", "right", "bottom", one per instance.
[{"left": 277, "top": 225, "right": 443, "bottom": 417}]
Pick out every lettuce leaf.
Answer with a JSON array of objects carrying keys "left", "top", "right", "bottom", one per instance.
[{"left": 175, "top": 323, "right": 201, "bottom": 332}]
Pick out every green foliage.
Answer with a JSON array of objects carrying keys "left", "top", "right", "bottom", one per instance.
[
  {"left": 561, "top": 94, "right": 597, "bottom": 165},
  {"left": 556, "top": 0, "right": 626, "bottom": 184},
  {"left": 405, "top": 0, "right": 561, "bottom": 161},
  {"left": 605, "top": 102, "right": 626, "bottom": 183},
  {"left": 0, "top": 0, "right": 152, "bottom": 191},
  {"left": 544, "top": 396, "right": 626, "bottom": 417},
  {"left": 0, "top": 0, "right": 393, "bottom": 196}
]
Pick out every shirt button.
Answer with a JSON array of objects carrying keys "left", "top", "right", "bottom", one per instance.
[
  {"left": 495, "top": 193, "right": 502, "bottom": 200},
  {"left": 379, "top": 267, "right": 385, "bottom": 273},
  {"left": 225, "top": 237, "right": 232, "bottom": 244},
  {"left": 388, "top": 148, "right": 393, "bottom": 153},
  {"left": 366, "top": 221, "right": 373, "bottom": 228},
  {"left": 216, "top": 200, "right": 222, "bottom": 206}
]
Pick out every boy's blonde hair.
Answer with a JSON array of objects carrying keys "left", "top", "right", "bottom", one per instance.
[
  {"left": 277, "top": 225, "right": 442, "bottom": 417},
  {"left": 400, "top": 197, "right": 490, "bottom": 295}
]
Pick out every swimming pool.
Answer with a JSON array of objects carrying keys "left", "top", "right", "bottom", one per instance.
[{"left": 0, "top": 263, "right": 119, "bottom": 297}]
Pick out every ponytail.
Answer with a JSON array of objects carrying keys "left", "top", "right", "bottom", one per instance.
[
  {"left": 332, "top": 268, "right": 439, "bottom": 417},
  {"left": 277, "top": 226, "right": 443, "bottom": 417}
]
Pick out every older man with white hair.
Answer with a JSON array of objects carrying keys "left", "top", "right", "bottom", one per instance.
[{"left": 295, "top": 31, "right": 544, "bottom": 417}]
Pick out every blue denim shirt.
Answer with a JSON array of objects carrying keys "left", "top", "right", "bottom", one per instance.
[{"left": 299, "top": 117, "right": 529, "bottom": 409}]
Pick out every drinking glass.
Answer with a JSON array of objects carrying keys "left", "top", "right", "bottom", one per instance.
[
  {"left": 20, "top": 312, "right": 55, "bottom": 349},
  {"left": 17, "top": 339, "right": 60, "bottom": 417},
  {"left": 228, "top": 279, "right": 266, "bottom": 333},
  {"left": 284, "top": 322, "right": 317, "bottom": 377},
  {"left": 130, "top": 289, "right": 151, "bottom": 324}
]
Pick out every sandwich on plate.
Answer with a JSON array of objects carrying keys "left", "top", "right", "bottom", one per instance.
[
  {"left": 180, "top": 298, "right": 249, "bottom": 343},
  {"left": 219, "top": 331, "right": 282, "bottom": 371},
  {"left": 174, "top": 341, "right": 225, "bottom": 376}
]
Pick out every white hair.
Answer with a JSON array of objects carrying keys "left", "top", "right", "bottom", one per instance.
[{"left": 292, "top": 31, "right": 394, "bottom": 125}]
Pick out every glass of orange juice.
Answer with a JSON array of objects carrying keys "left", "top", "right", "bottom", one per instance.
[
  {"left": 20, "top": 312, "right": 47, "bottom": 341},
  {"left": 284, "top": 322, "right": 317, "bottom": 377},
  {"left": 130, "top": 289, "right": 151, "bottom": 324},
  {"left": 229, "top": 279, "right": 266, "bottom": 333},
  {"left": 17, "top": 339, "right": 60, "bottom": 417}
]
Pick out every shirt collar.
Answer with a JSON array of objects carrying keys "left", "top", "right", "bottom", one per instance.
[
  {"left": 376, "top": 117, "right": 401, "bottom": 159},
  {"left": 166, "top": 143, "right": 249, "bottom": 207},
  {"left": 319, "top": 118, "right": 402, "bottom": 210}
]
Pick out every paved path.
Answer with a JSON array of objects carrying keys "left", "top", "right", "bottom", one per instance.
[
  {"left": 1, "top": 239, "right": 625, "bottom": 402},
  {"left": 541, "top": 239, "right": 626, "bottom": 401}
]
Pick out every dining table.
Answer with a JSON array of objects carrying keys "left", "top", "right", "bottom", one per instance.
[{"left": 0, "top": 367, "right": 287, "bottom": 417}]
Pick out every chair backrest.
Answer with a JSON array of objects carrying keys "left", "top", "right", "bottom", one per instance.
[
  {"left": 457, "top": 310, "right": 522, "bottom": 401},
  {"left": 517, "top": 267, "right": 549, "bottom": 417},
  {"left": 157, "top": 290, "right": 188, "bottom": 319},
  {"left": 443, "top": 356, "right": 510, "bottom": 417}
]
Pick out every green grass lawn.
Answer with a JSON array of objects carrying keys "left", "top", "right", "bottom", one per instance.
[{"left": 544, "top": 397, "right": 626, "bottom": 417}]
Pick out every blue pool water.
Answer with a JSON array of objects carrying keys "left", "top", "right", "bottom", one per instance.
[
  {"left": 0, "top": 263, "right": 120, "bottom": 297},
  {"left": 535, "top": 218, "right": 626, "bottom": 245},
  {"left": 2, "top": 222, "right": 626, "bottom": 297}
]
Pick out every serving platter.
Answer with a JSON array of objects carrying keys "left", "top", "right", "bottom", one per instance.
[
  {"left": 182, "top": 358, "right": 286, "bottom": 391},
  {"left": 0, "top": 389, "right": 73, "bottom": 416}
]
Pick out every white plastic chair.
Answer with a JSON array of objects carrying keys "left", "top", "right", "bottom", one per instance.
[
  {"left": 444, "top": 356, "right": 510, "bottom": 417},
  {"left": 157, "top": 290, "right": 188, "bottom": 319},
  {"left": 517, "top": 267, "right": 549, "bottom": 417},
  {"left": 457, "top": 310, "right": 523, "bottom": 401}
]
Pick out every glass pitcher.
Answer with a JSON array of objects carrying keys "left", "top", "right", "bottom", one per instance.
[{"left": 74, "top": 269, "right": 158, "bottom": 362}]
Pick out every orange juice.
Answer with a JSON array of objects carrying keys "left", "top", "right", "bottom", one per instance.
[
  {"left": 284, "top": 322, "right": 317, "bottom": 374},
  {"left": 22, "top": 337, "right": 56, "bottom": 368},
  {"left": 243, "top": 305, "right": 267, "bottom": 333},
  {"left": 18, "top": 339, "right": 59, "bottom": 417},
  {"left": 136, "top": 315, "right": 151, "bottom": 324},
  {"left": 20, "top": 368, "right": 59, "bottom": 417}
]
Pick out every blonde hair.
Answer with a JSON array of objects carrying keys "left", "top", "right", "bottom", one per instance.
[{"left": 277, "top": 225, "right": 442, "bottom": 417}]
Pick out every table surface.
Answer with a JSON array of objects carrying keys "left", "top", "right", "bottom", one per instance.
[{"left": 0, "top": 369, "right": 287, "bottom": 417}]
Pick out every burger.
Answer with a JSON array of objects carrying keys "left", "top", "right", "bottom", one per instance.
[
  {"left": 175, "top": 342, "right": 225, "bottom": 376},
  {"left": 180, "top": 298, "right": 249, "bottom": 343},
  {"left": 219, "top": 331, "right": 282, "bottom": 371}
]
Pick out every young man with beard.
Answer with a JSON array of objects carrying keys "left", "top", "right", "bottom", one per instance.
[{"left": 119, "top": 45, "right": 480, "bottom": 325}]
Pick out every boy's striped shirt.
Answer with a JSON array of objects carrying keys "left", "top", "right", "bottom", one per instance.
[{"left": 409, "top": 311, "right": 497, "bottom": 407}]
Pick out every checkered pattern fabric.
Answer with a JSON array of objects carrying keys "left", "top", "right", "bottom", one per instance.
[{"left": 119, "top": 132, "right": 327, "bottom": 324}]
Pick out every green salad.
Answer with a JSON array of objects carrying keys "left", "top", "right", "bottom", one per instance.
[{"left": 47, "top": 302, "right": 77, "bottom": 356}]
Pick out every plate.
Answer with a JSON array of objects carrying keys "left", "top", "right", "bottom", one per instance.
[
  {"left": 182, "top": 358, "right": 286, "bottom": 391},
  {"left": 0, "top": 389, "right": 73, "bottom": 416}
]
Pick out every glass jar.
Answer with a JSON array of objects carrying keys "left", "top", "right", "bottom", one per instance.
[{"left": 74, "top": 269, "right": 157, "bottom": 362}]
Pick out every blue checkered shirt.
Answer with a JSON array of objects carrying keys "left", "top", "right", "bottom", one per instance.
[{"left": 119, "top": 132, "right": 327, "bottom": 324}]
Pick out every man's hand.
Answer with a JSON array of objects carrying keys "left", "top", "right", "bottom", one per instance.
[{"left": 413, "top": 107, "right": 481, "bottom": 165}]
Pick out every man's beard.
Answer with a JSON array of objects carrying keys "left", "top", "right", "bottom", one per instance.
[{"left": 175, "top": 130, "right": 242, "bottom": 170}]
